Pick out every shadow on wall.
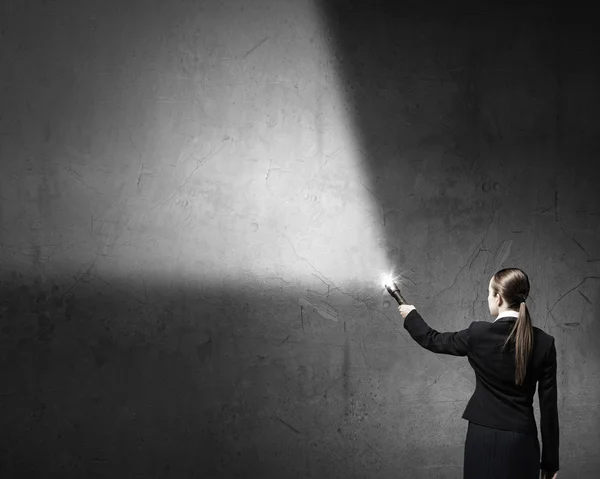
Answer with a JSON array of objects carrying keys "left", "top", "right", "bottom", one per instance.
[
  {"left": 0, "top": 272, "right": 457, "bottom": 478},
  {"left": 318, "top": 0, "right": 600, "bottom": 257}
]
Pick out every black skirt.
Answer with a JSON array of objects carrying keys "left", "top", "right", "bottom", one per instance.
[{"left": 464, "top": 421, "right": 540, "bottom": 479}]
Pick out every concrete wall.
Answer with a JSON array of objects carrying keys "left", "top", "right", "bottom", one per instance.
[{"left": 1, "top": 0, "right": 599, "bottom": 477}]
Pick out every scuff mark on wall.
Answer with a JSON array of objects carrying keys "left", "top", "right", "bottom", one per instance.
[{"left": 298, "top": 296, "right": 338, "bottom": 322}]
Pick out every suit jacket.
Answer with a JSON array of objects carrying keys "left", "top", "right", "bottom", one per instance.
[{"left": 403, "top": 309, "right": 559, "bottom": 472}]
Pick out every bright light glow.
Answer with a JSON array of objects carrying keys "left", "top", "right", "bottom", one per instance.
[
  {"left": 0, "top": 0, "right": 394, "bottom": 296},
  {"left": 382, "top": 274, "right": 394, "bottom": 288}
]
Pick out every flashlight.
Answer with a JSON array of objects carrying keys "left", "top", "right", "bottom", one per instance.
[{"left": 384, "top": 278, "right": 407, "bottom": 306}]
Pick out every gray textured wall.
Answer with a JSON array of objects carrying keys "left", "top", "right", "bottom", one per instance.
[{"left": 1, "top": 0, "right": 599, "bottom": 477}]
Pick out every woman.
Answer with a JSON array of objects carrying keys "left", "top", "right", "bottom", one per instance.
[{"left": 398, "top": 268, "right": 559, "bottom": 479}]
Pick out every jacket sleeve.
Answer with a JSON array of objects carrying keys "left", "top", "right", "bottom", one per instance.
[
  {"left": 538, "top": 337, "right": 560, "bottom": 472},
  {"left": 403, "top": 309, "right": 470, "bottom": 356}
]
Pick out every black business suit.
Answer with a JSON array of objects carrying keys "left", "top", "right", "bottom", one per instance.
[{"left": 403, "top": 309, "right": 559, "bottom": 478}]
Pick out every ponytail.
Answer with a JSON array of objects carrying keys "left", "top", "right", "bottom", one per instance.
[
  {"left": 502, "top": 301, "right": 534, "bottom": 386},
  {"left": 493, "top": 268, "right": 534, "bottom": 386}
]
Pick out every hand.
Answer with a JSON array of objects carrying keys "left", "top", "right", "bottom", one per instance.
[
  {"left": 541, "top": 470, "right": 558, "bottom": 479},
  {"left": 398, "top": 304, "right": 416, "bottom": 319}
]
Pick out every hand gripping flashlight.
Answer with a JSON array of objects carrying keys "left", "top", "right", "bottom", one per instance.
[{"left": 384, "top": 278, "right": 407, "bottom": 305}]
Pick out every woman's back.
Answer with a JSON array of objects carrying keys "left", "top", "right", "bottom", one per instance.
[{"left": 463, "top": 317, "right": 556, "bottom": 437}]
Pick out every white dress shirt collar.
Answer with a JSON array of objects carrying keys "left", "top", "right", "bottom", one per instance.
[{"left": 493, "top": 310, "right": 520, "bottom": 323}]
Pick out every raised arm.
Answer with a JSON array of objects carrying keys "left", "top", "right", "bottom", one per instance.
[
  {"left": 402, "top": 308, "right": 470, "bottom": 356},
  {"left": 538, "top": 337, "right": 560, "bottom": 474}
]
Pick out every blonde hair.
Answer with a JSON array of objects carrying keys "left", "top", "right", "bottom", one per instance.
[{"left": 492, "top": 268, "right": 533, "bottom": 386}]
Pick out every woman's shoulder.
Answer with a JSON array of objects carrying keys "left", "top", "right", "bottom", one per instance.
[
  {"left": 532, "top": 325, "right": 556, "bottom": 343},
  {"left": 469, "top": 320, "right": 555, "bottom": 341}
]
